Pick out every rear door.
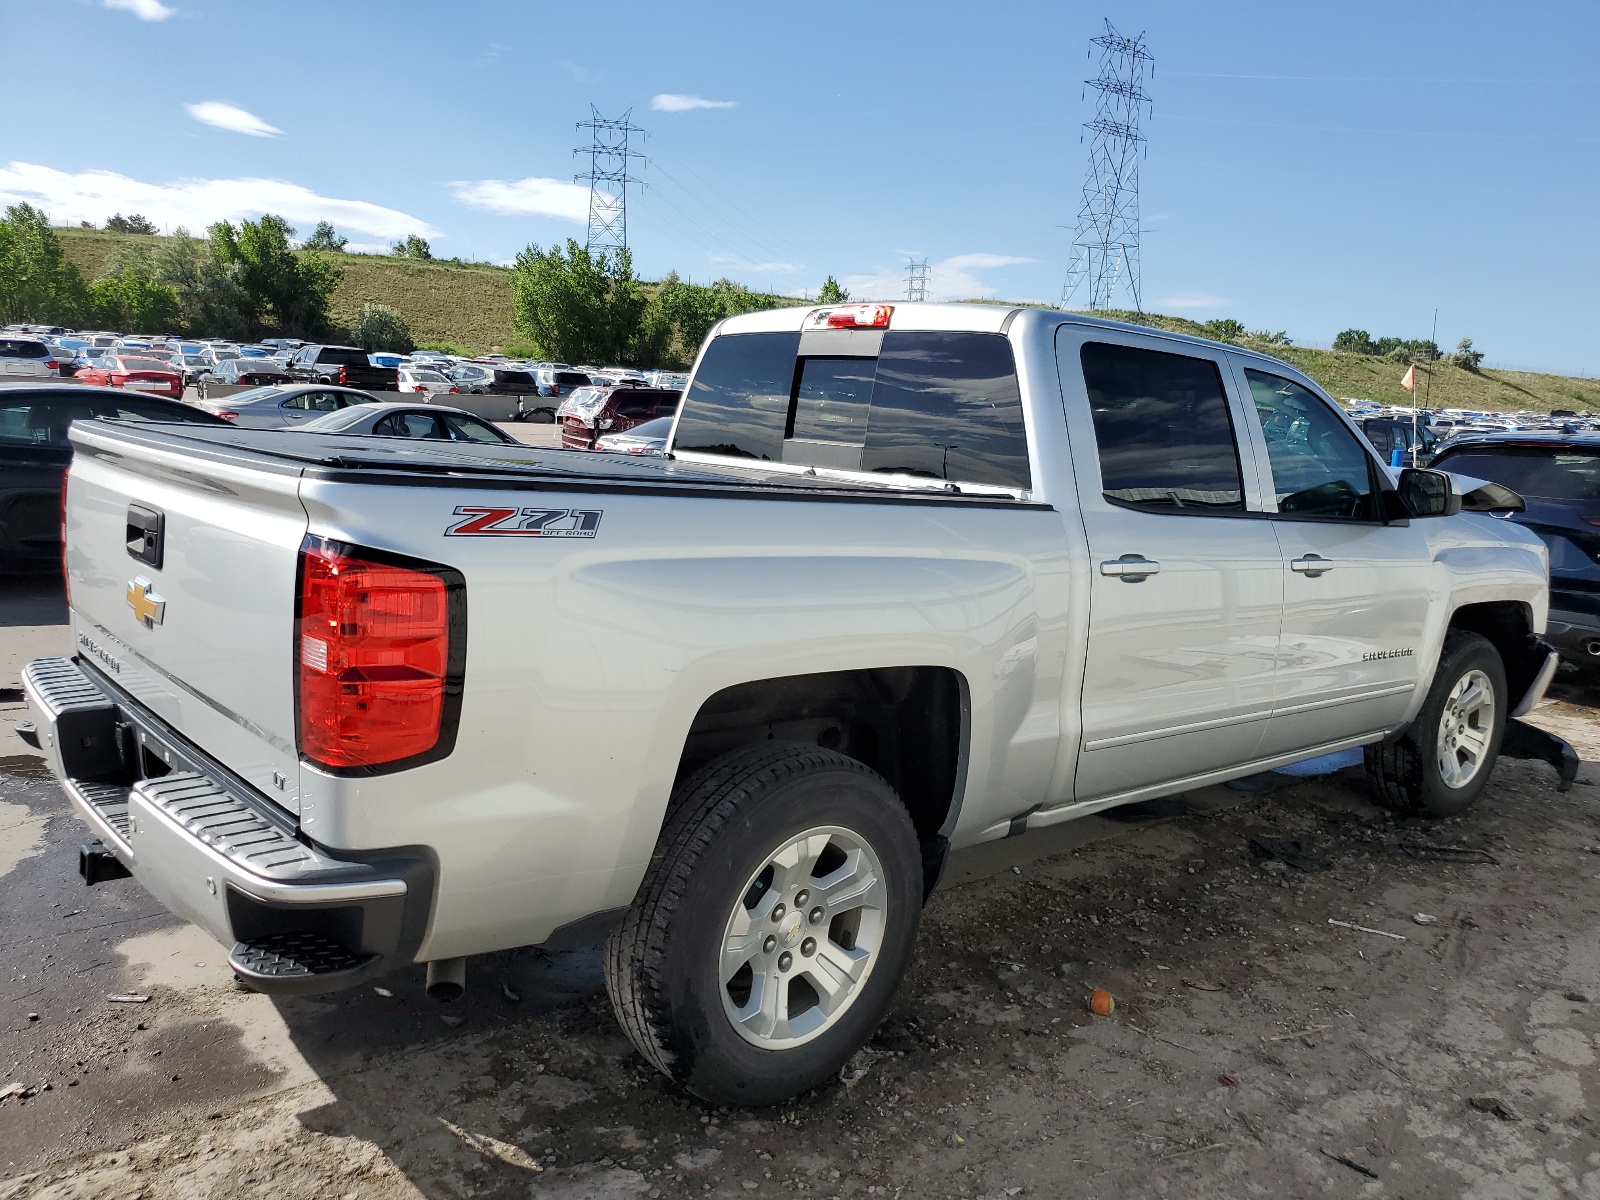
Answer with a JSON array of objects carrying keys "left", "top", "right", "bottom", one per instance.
[
  {"left": 1056, "top": 327, "right": 1284, "bottom": 801},
  {"left": 1230, "top": 360, "right": 1432, "bottom": 753}
]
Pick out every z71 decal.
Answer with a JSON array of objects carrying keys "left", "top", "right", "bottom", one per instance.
[{"left": 446, "top": 506, "right": 603, "bottom": 538}]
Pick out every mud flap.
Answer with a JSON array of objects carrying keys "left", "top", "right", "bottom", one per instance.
[{"left": 1500, "top": 718, "right": 1580, "bottom": 792}]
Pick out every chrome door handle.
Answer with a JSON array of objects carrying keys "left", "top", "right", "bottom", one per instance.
[
  {"left": 1290, "top": 555, "right": 1333, "bottom": 577},
  {"left": 1100, "top": 556, "right": 1161, "bottom": 580}
]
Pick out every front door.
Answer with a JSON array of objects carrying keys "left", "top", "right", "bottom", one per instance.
[
  {"left": 1058, "top": 328, "right": 1284, "bottom": 801},
  {"left": 1231, "top": 362, "right": 1433, "bottom": 755}
]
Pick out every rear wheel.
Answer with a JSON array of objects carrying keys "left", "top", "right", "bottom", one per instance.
[
  {"left": 604, "top": 742, "right": 923, "bottom": 1107},
  {"left": 1365, "top": 630, "right": 1506, "bottom": 816}
]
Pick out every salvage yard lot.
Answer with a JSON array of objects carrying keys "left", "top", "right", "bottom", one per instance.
[{"left": 1, "top": 643, "right": 1597, "bottom": 1199}]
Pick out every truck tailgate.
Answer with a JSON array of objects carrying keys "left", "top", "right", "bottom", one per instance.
[{"left": 65, "top": 424, "right": 308, "bottom": 815}]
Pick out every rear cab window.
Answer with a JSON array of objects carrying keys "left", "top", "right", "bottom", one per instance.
[
  {"left": 673, "top": 328, "right": 1031, "bottom": 491},
  {"left": 317, "top": 347, "right": 371, "bottom": 367}
]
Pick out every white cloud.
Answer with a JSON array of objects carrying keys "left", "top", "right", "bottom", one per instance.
[
  {"left": 842, "top": 252, "right": 1037, "bottom": 302},
  {"left": 709, "top": 255, "right": 804, "bottom": 274},
  {"left": 105, "top": 0, "right": 174, "bottom": 20},
  {"left": 0, "top": 162, "right": 437, "bottom": 240},
  {"left": 450, "top": 176, "right": 591, "bottom": 223},
  {"left": 1155, "top": 292, "right": 1231, "bottom": 310},
  {"left": 185, "top": 101, "right": 282, "bottom": 138},
  {"left": 651, "top": 94, "right": 737, "bottom": 113}
]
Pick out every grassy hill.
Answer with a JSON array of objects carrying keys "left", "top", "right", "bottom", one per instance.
[
  {"left": 51, "top": 229, "right": 1599, "bottom": 411},
  {"left": 57, "top": 227, "right": 519, "bottom": 351}
]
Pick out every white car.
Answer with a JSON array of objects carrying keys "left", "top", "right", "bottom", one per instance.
[
  {"left": 26, "top": 302, "right": 1561, "bottom": 1109},
  {"left": 397, "top": 366, "right": 459, "bottom": 396},
  {"left": 0, "top": 336, "right": 61, "bottom": 378}
]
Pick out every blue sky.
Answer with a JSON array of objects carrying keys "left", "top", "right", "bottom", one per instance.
[{"left": 3, "top": 0, "right": 1597, "bottom": 373}]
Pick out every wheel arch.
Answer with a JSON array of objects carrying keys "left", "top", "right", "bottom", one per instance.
[
  {"left": 1446, "top": 600, "right": 1544, "bottom": 706},
  {"left": 673, "top": 666, "right": 970, "bottom": 895}
]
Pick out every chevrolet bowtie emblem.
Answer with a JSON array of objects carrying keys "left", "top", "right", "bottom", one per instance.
[{"left": 126, "top": 577, "right": 165, "bottom": 628}]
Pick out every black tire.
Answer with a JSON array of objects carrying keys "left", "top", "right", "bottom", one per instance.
[
  {"left": 604, "top": 741, "right": 923, "bottom": 1107},
  {"left": 1365, "top": 630, "right": 1506, "bottom": 816}
]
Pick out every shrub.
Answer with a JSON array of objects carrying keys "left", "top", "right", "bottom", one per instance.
[
  {"left": 351, "top": 303, "right": 416, "bottom": 353},
  {"left": 1202, "top": 318, "right": 1246, "bottom": 343}
]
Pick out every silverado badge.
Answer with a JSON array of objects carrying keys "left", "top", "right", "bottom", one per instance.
[{"left": 125, "top": 578, "right": 166, "bottom": 628}]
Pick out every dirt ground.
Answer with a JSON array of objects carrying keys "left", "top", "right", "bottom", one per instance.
[{"left": 2, "top": 673, "right": 1599, "bottom": 1200}]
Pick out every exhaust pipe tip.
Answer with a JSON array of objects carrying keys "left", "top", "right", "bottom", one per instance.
[
  {"left": 425, "top": 957, "right": 466, "bottom": 1003},
  {"left": 1584, "top": 639, "right": 1600, "bottom": 658}
]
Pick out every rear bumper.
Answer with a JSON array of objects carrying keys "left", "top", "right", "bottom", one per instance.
[
  {"left": 1546, "top": 607, "right": 1600, "bottom": 664},
  {"left": 23, "top": 656, "right": 434, "bottom": 995}
]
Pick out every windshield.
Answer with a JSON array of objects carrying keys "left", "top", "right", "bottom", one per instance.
[
  {"left": 1438, "top": 447, "right": 1600, "bottom": 502},
  {"left": 117, "top": 358, "right": 174, "bottom": 373},
  {"left": 406, "top": 370, "right": 447, "bottom": 383},
  {"left": 613, "top": 416, "right": 674, "bottom": 439}
]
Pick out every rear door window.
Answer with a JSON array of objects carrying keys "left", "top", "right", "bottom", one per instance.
[
  {"left": 861, "top": 332, "right": 1028, "bottom": 489},
  {"left": 1080, "top": 342, "right": 1244, "bottom": 511},
  {"left": 674, "top": 329, "right": 1031, "bottom": 489},
  {"left": 674, "top": 332, "right": 800, "bottom": 461},
  {"left": 1436, "top": 448, "right": 1600, "bottom": 502}
]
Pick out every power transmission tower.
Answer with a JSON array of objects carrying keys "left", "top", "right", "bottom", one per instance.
[
  {"left": 905, "top": 257, "right": 931, "bottom": 302},
  {"left": 573, "top": 107, "right": 646, "bottom": 257},
  {"left": 1061, "top": 20, "right": 1153, "bottom": 312}
]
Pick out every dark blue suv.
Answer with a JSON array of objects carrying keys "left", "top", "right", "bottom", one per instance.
[{"left": 1432, "top": 432, "right": 1600, "bottom": 667}]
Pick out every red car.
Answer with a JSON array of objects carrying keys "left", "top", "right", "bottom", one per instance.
[
  {"left": 558, "top": 385, "right": 681, "bottom": 450},
  {"left": 73, "top": 355, "right": 184, "bottom": 399}
]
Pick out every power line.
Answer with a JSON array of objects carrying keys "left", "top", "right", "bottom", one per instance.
[
  {"left": 1062, "top": 20, "right": 1154, "bottom": 312},
  {"left": 905, "top": 257, "right": 930, "bottom": 301},
  {"left": 574, "top": 106, "right": 645, "bottom": 256}
]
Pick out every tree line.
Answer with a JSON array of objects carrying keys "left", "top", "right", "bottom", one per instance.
[
  {"left": 1, "top": 205, "right": 828, "bottom": 369},
  {"left": 0, "top": 203, "right": 342, "bottom": 340}
]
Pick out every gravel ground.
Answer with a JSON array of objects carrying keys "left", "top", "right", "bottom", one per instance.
[{"left": 2, "top": 672, "right": 1597, "bottom": 1200}]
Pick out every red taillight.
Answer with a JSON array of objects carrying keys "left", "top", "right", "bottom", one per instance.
[
  {"left": 213, "top": 410, "right": 239, "bottom": 421},
  {"left": 448, "top": 386, "right": 459, "bottom": 393},
  {"left": 297, "top": 540, "right": 459, "bottom": 770},
  {"left": 338, "top": 365, "right": 348, "bottom": 385},
  {"left": 44, "top": 359, "right": 58, "bottom": 369},
  {"left": 813, "top": 303, "right": 894, "bottom": 329}
]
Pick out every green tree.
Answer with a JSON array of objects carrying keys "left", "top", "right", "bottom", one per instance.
[
  {"left": 152, "top": 230, "right": 253, "bottom": 340},
  {"left": 816, "top": 275, "right": 849, "bottom": 304},
  {"left": 351, "top": 303, "right": 416, "bottom": 353},
  {"left": 391, "top": 234, "right": 433, "bottom": 261},
  {"left": 510, "top": 239, "right": 647, "bottom": 365},
  {"left": 211, "top": 214, "right": 341, "bottom": 338},
  {"left": 0, "top": 203, "right": 89, "bottom": 326},
  {"left": 87, "top": 266, "right": 181, "bottom": 333},
  {"left": 1202, "top": 318, "right": 1246, "bottom": 343},
  {"left": 105, "top": 213, "right": 158, "bottom": 235},
  {"left": 1448, "top": 337, "right": 1484, "bottom": 371},
  {"left": 1333, "top": 328, "right": 1375, "bottom": 354},
  {"left": 303, "top": 221, "right": 348, "bottom": 252}
]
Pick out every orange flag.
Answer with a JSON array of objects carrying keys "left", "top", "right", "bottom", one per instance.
[{"left": 1400, "top": 365, "right": 1417, "bottom": 391}]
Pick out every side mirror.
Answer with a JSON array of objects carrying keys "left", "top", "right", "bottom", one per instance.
[{"left": 1398, "top": 468, "right": 1462, "bottom": 518}]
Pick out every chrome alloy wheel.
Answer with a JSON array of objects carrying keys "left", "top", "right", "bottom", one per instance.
[
  {"left": 718, "top": 825, "right": 889, "bottom": 1050},
  {"left": 1437, "top": 668, "right": 1496, "bottom": 789}
]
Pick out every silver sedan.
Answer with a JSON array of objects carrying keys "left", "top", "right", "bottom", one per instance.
[{"left": 297, "top": 401, "right": 517, "bottom": 444}]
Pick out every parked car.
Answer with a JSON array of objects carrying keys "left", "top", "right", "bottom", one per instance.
[
  {"left": 0, "top": 336, "right": 61, "bottom": 379},
  {"left": 287, "top": 344, "right": 400, "bottom": 391},
  {"left": 534, "top": 366, "right": 593, "bottom": 398},
  {"left": 448, "top": 364, "right": 541, "bottom": 396},
  {"left": 595, "top": 414, "right": 674, "bottom": 455},
  {"left": 26, "top": 303, "right": 1565, "bottom": 1108},
  {"left": 397, "top": 366, "right": 459, "bottom": 396},
  {"left": 1432, "top": 432, "right": 1600, "bottom": 667},
  {"left": 1359, "top": 416, "right": 1440, "bottom": 466},
  {"left": 297, "top": 402, "right": 517, "bottom": 444},
  {"left": 558, "top": 385, "right": 680, "bottom": 449},
  {"left": 72, "top": 356, "right": 183, "bottom": 399},
  {"left": 208, "top": 358, "right": 295, "bottom": 387},
  {"left": 0, "top": 382, "right": 226, "bottom": 572},
  {"left": 193, "top": 384, "right": 380, "bottom": 427}
]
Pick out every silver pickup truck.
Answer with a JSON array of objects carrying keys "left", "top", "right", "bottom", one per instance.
[{"left": 24, "top": 302, "right": 1559, "bottom": 1106}]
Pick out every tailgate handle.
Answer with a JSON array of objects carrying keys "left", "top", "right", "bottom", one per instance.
[{"left": 126, "top": 504, "right": 164, "bottom": 569}]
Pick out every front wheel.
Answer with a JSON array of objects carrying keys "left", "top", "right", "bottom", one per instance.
[
  {"left": 605, "top": 742, "right": 924, "bottom": 1107},
  {"left": 1365, "top": 630, "right": 1506, "bottom": 816}
]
